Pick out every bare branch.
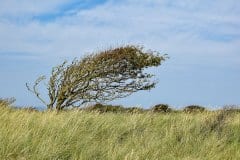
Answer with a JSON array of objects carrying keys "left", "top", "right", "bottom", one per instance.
[{"left": 26, "top": 76, "right": 48, "bottom": 106}]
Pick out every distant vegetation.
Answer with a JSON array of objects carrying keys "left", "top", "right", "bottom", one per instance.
[
  {"left": 0, "top": 100, "right": 240, "bottom": 159},
  {"left": 183, "top": 105, "right": 206, "bottom": 113}
]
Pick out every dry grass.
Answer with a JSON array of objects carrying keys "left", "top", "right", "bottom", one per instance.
[{"left": 0, "top": 104, "right": 239, "bottom": 159}]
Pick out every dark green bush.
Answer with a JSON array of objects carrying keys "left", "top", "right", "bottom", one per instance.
[
  {"left": 151, "top": 104, "right": 172, "bottom": 113},
  {"left": 83, "top": 103, "right": 125, "bottom": 113},
  {"left": 183, "top": 105, "right": 205, "bottom": 113},
  {"left": 83, "top": 104, "right": 146, "bottom": 113}
]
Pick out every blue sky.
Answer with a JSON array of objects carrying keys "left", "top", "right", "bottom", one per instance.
[{"left": 0, "top": 0, "right": 240, "bottom": 109}]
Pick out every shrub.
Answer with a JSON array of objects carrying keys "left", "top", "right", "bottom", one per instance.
[
  {"left": 83, "top": 103, "right": 125, "bottom": 113},
  {"left": 151, "top": 104, "right": 172, "bottom": 113},
  {"left": 183, "top": 105, "right": 205, "bottom": 113}
]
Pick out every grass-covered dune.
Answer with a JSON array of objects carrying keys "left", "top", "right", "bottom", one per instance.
[{"left": 0, "top": 103, "right": 240, "bottom": 160}]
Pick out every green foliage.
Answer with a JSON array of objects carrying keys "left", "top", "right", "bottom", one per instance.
[
  {"left": 83, "top": 104, "right": 144, "bottom": 114},
  {"left": 151, "top": 104, "right": 172, "bottom": 113},
  {"left": 26, "top": 45, "right": 167, "bottom": 111},
  {"left": 83, "top": 103, "right": 125, "bottom": 113},
  {"left": 183, "top": 105, "right": 206, "bottom": 113}
]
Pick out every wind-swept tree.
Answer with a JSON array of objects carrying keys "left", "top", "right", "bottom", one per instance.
[{"left": 26, "top": 45, "right": 167, "bottom": 111}]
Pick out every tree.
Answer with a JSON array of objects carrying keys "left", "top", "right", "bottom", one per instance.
[{"left": 26, "top": 45, "right": 167, "bottom": 111}]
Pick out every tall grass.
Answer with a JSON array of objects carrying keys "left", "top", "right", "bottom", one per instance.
[{"left": 0, "top": 104, "right": 239, "bottom": 160}]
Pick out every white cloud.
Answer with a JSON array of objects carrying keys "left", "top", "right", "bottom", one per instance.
[{"left": 0, "top": 0, "right": 239, "bottom": 69}]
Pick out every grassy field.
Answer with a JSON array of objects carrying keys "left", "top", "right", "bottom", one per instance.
[{"left": 0, "top": 103, "right": 239, "bottom": 160}]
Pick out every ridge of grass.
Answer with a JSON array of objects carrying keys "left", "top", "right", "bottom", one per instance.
[{"left": 0, "top": 104, "right": 239, "bottom": 159}]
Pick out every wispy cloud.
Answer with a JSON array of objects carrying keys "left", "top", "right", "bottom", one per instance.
[
  {"left": 1, "top": 0, "right": 239, "bottom": 69},
  {"left": 1, "top": 0, "right": 239, "bottom": 56}
]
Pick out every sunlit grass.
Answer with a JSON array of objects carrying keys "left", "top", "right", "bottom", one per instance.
[{"left": 0, "top": 104, "right": 239, "bottom": 159}]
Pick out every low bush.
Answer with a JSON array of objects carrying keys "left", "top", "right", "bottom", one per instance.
[
  {"left": 83, "top": 104, "right": 147, "bottom": 114},
  {"left": 83, "top": 103, "right": 125, "bottom": 113},
  {"left": 151, "top": 104, "right": 172, "bottom": 113},
  {"left": 183, "top": 105, "right": 205, "bottom": 113}
]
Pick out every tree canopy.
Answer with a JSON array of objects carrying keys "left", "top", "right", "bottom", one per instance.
[{"left": 26, "top": 45, "right": 167, "bottom": 110}]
